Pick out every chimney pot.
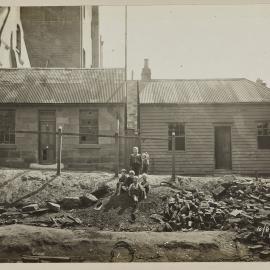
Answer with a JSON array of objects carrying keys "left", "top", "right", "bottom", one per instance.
[{"left": 141, "top": 58, "right": 151, "bottom": 81}]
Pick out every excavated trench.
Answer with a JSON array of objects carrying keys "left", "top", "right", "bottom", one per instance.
[{"left": 0, "top": 224, "right": 251, "bottom": 262}]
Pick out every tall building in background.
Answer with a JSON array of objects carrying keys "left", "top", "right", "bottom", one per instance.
[
  {"left": 0, "top": 7, "right": 30, "bottom": 68},
  {"left": 21, "top": 6, "right": 99, "bottom": 68}
]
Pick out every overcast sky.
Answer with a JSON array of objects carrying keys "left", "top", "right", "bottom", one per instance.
[{"left": 100, "top": 5, "right": 270, "bottom": 85}]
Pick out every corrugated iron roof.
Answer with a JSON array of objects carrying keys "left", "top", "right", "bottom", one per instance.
[
  {"left": 0, "top": 68, "right": 125, "bottom": 104},
  {"left": 139, "top": 79, "right": 270, "bottom": 104}
]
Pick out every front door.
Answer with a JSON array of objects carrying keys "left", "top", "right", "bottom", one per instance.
[
  {"left": 39, "top": 111, "right": 56, "bottom": 164},
  {"left": 215, "top": 126, "right": 232, "bottom": 170}
]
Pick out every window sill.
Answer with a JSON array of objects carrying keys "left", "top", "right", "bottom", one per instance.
[
  {"left": 77, "top": 144, "right": 101, "bottom": 149},
  {"left": 0, "top": 144, "right": 17, "bottom": 149},
  {"left": 167, "top": 150, "right": 186, "bottom": 153}
]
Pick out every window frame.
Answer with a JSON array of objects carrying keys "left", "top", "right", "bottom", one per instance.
[
  {"left": 257, "top": 121, "right": 270, "bottom": 150},
  {"left": 168, "top": 123, "right": 186, "bottom": 151},
  {"left": 0, "top": 110, "right": 16, "bottom": 145},
  {"left": 79, "top": 109, "right": 99, "bottom": 145}
]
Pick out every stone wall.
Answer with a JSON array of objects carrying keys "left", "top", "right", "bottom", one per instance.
[{"left": 0, "top": 104, "right": 125, "bottom": 171}]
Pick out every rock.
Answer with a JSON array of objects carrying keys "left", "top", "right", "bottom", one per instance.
[
  {"left": 248, "top": 245, "right": 264, "bottom": 251},
  {"left": 47, "top": 202, "right": 61, "bottom": 212},
  {"left": 150, "top": 214, "right": 164, "bottom": 223},
  {"left": 80, "top": 194, "right": 98, "bottom": 206},
  {"left": 212, "top": 185, "right": 226, "bottom": 197},
  {"left": 230, "top": 209, "right": 243, "bottom": 217},
  {"left": 67, "top": 215, "right": 82, "bottom": 225},
  {"left": 91, "top": 184, "right": 112, "bottom": 198},
  {"left": 60, "top": 197, "right": 81, "bottom": 210},
  {"left": 0, "top": 207, "right": 6, "bottom": 214},
  {"left": 22, "top": 204, "right": 39, "bottom": 212},
  {"left": 228, "top": 218, "right": 242, "bottom": 224},
  {"left": 259, "top": 250, "right": 270, "bottom": 259},
  {"left": 21, "top": 175, "right": 28, "bottom": 181}
]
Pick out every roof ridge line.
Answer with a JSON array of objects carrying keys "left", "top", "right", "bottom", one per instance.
[
  {"left": 140, "top": 78, "right": 246, "bottom": 82},
  {"left": 0, "top": 67, "right": 125, "bottom": 71}
]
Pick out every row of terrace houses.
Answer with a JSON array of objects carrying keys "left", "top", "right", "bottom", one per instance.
[{"left": 0, "top": 68, "right": 270, "bottom": 175}]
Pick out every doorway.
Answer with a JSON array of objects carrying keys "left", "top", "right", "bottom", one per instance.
[
  {"left": 215, "top": 126, "right": 232, "bottom": 170},
  {"left": 39, "top": 110, "right": 56, "bottom": 164}
]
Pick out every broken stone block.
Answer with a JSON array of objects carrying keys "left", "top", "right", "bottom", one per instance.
[
  {"left": 0, "top": 207, "right": 6, "bottom": 214},
  {"left": 248, "top": 245, "right": 264, "bottom": 251},
  {"left": 60, "top": 197, "right": 81, "bottom": 210},
  {"left": 212, "top": 185, "right": 226, "bottom": 197},
  {"left": 260, "top": 250, "right": 270, "bottom": 259},
  {"left": 150, "top": 214, "right": 164, "bottom": 223},
  {"left": 67, "top": 215, "right": 82, "bottom": 224},
  {"left": 228, "top": 218, "right": 242, "bottom": 224},
  {"left": 200, "top": 201, "right": 210, "bottom": 209},
  {"left": 80, "top": 194, "right": 98, "bottom": 206},
  {"left": 230, "top": 209, "right": 243, "bottom": 217},
  {"left": 21, "top": 175, "right": 28, "bottom": 181},
  {"left": 47, "top": 202, "right": 61, "bottom": 212},
  {"left": 22, "top": 204, "right": 39, "bottom": 212},
  {"left": 91, "top": 184, "right": 112, "bottom": 199}
]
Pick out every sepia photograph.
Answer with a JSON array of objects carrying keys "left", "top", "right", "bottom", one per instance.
[{"left": 0, "top": 0, "right": 270, "bottom": 263}]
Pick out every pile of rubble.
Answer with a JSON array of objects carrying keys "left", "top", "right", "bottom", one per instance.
[
  {"left": 0, "top": 183, "right": 111, "bottom": 227},
  {"left": 151, "top": 175, "right": 270, "bottom": 256}
]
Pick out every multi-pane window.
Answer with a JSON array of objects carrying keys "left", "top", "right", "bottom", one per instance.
[
  {"left": 168, "top": 123, "right": 185, "bottom": 151},
  {"left": 257, "top": 122, "right": 270, "bottom": 149},
  {"left": 79, "top": 110, "right": 98, "bottom": 144},
  {"left": 0, "top": 110, "right": 15, "bottom": 144}
]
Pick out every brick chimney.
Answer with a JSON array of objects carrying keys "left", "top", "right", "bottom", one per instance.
[{"left": 141, "top": 58, "right": 151, "bottom": 81}]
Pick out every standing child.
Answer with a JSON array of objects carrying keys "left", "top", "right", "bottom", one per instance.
[
  {"left": 142, "top": 152, "right": 150, "bottom": 174},
  {"left": 129, "top": 147, "right": 142, "bottom": 176}
]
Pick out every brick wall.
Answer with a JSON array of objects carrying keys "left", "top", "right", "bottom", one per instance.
[
  {"left": 126, "top": 80, "right": 138, "bottom": 131},
  {"left": 21, "top": 7, "right": 81, "bottom": 67}
]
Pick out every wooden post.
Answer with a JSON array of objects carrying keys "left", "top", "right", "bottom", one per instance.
[
  {"left": 115, "top": 132, "right": 120, "bottom": 177},
  {"left": 57, "top": 126, "right": 62, "bottom": 176},
  {"left": 171, "top": 131, "right": 176, "bottom": 181}
]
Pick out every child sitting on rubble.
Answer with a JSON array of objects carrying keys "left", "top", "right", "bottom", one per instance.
[
  {"left": 129, "top": 176, "right": 146, "bottom": 207},
  {"left": 140, "top": 173, "right": 150, "bottom": 199},
  {"left": 115, "top": 169, "right": 128, "bottom": 196},
  {"left": 121, "top": 170, "right": 136, "bottom": 192}
]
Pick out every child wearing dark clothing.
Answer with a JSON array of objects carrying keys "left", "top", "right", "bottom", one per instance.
[
  {"left": 129, "top": 147, "right": 142, "bottom": 176},
  {"left": 140, "top": 173, "right": 150, "bottom": 198},
  {"left": 121, "top": 170, "right": 135, "bottom": 192},
  {"left": 141, "top": 152, "right": 150, "bottom": 174},
  {"left": 115, "top": 169, "right": 127, "bottom": 196},
  {"left": 129, "top": 176, "right": 145, "bottom": 207}
]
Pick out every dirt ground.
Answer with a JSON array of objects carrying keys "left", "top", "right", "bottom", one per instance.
[
  {"left": 0, "top": 168, "right": 242, "bottom": 231},
  {"left": 0, "top": 168, "right": 268, "bottom": 262},
  {"left": 0, "top": 224, "right": 248, "bottom": 262}
]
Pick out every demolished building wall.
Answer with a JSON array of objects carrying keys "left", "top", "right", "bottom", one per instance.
[{"left": 0, "top": 7, "right": 30, "bottom": 68}]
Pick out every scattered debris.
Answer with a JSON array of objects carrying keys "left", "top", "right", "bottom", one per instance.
[
  {"left": 22, "top": 204, "right": 39, "bottom": 213},
  {"left": 80, "top": 194, "right": 98, "bottom": 206},
  {"left": 22, "top": 255, "right": 71, "bottom": 263},
  {"left": 59, "top": 197, "right": 81, "bottom": 210},
  {"left": 47, "top": 202, "right": 61, "bottom": 213}
]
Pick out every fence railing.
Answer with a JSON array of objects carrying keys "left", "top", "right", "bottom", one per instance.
[{"left": 3, "top": 128, "right": 178, "bottom": 181}]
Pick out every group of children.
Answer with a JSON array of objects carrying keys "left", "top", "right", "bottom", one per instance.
[{"left": 115, "top": 147, "right": 150, "bottom": 208}]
